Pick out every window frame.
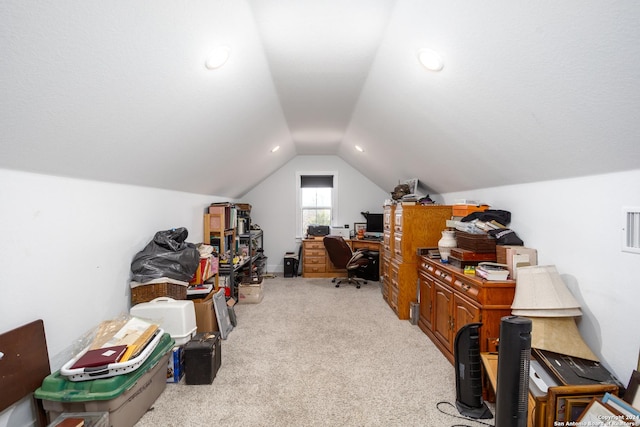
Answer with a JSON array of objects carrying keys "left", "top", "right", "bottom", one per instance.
[{"left": 296, "top": 171, "right": 338, "bottom": 239}]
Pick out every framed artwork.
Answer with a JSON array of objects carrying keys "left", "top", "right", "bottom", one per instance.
[
  {"left": 548, "top": 384, "right": 620, "bottom": 426},
  {"left": 602, "top": 392, "right": 640, "bottom": 421},
  {"left": 565, "top": 397, "right": 594, "bottom": 422},
  {"left": 403, "top": 178, "right": 418, "bottom": 195},
  {"left": 624, "top": 370, "right": 640, "bottom": 409},
  {"left": 576, "top": 398, "right": 632, "bottom": 426},
  {"left": 354, "top": 223, "right": 366, "bottom": 233}
]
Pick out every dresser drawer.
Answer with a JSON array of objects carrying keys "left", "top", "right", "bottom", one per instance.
[
  {"left": 452, "top": 276, "right": 480, "bottom": 302},
  {"left": 393, "top": 233, "right": 403, "bottom": 260},
  {"left": 383, "top": 231, "right": 392, "bottom": 251},
  {"left": 304, "top": 256, "right": 325, "bottom": 266},
  {"left": 303, "top": 264, "right": 326, "bottom": 274},
  {"left": 304, "top": 240, "right": 324, "bottom": 250},
  {"left": 303, "top": 248, "right": 325, "bottom": 258}
]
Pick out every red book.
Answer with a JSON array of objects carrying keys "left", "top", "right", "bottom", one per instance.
[
  {"left": 55, "top": 418, "right": 85, "bottom": 427},
  {"left": 70, "top": 345, "right": 128, "bottom": 369}
]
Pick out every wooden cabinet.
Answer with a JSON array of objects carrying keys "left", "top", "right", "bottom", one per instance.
[
  {"left": 204, "top": 209, "right": 235, "bottom": 259},
  {"left": 417, "top": 270, "right": 434, "bottom": 331},
  {"left": 418, "top": 256, "right": 515, "bottom": 364},
  {"left": 433, "top": 280, "right": 454, "bottom": 349},
  {"left": 381, "top": 204, "right": 452, "bottom": 320},
  {"left": 302, "top": 239, "right": 331, "bottom": 277},
  {"left": 302, "top": 238, "right": 381, "bottom": 278},
  {"left": 381, "top": 205, "right": 395, "bottom": 305}
]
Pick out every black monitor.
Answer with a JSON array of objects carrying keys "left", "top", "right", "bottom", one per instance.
[{"left": 365, "top": 213, "right": 384, "bottom": 233}]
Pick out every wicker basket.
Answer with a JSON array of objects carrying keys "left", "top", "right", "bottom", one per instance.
[{"left": 130, "top": 282, "right": 187, "bottom": 305}]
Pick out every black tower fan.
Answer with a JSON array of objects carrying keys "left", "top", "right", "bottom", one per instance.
[
  {"left": 495, "top": 316, "right": 532, "bottom": 427},
  {"left": 454, "top": 322, "right": 493, "bottom": 419}
]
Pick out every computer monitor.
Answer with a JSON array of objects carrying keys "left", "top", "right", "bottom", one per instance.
[{"left": 365, "top": 213, "right": 384, "bottom": 234}]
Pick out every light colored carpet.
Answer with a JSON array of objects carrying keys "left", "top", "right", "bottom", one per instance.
[{"left": 135, "top": 277, "right": 495, "bottom": 427}]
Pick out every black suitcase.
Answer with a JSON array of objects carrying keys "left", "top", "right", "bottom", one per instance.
[{"left": 184, "top": 332, "right": 221, "bottom": 385}]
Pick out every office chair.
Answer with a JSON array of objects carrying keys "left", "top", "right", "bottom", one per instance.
[{"left": 323, "top": 235, "right": 369, "bottom": 288}]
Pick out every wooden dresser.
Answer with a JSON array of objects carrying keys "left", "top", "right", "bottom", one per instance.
[
  {"left": 302, "top": 237, "right": 380, "bottom": 278},
  {"left": 418, "top": 256, "right": 515, "bottom": 364},
  {"left": 381, "top": 204, "right": 452, "bottom": 320}
]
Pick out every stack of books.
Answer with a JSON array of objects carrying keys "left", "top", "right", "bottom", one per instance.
[{"left": 475, "top": 262, "right": 510, "bottom": 280}]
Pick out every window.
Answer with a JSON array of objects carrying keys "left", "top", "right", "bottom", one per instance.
[{"left": 297, "top": 173, "right": 337, "bottom": 237}]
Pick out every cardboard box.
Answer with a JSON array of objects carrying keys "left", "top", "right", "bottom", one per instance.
[
  {"left": 496, "top": 245, "right": 538, "bottom": 279},
  {"left": 192, "top": 292, "right": 219, "bottom": 333},
  {"left": 452, "top": 204, "right": 490, "bottom": 217},
  {"left": 238, "top": 283, "right": 264, "bottom": 304},
  {"left": 166, "top": 346, "right": 184, "bottom": 383}
]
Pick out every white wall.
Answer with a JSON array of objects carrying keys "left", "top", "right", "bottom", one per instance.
[
  {"left": 242, "top": 155, "right": 389, "bottom": 273},
  {"left": 0, "top": 169, "right": 221, "bottom": 368},
  {"left": 442, "top": 169, "right": 640, "bottom": 386}
]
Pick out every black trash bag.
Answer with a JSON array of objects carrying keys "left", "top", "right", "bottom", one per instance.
[
  {"left": 460, "top": 209, "right": 511, "bottom": 226},
  {"left": 488, "top": 228, "right": 524, "bottom": 246},
  {"left": 130, "top": 227, "right": 200, "bottom": 283}
]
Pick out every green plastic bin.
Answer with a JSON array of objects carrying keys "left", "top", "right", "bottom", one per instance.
[{"left": 35, "top": 333, "right": 174, "bottom": 427}]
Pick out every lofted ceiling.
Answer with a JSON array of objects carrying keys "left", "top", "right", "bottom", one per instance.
[{"left": 2, "top": 1, "right": 639, "bottom": 199}]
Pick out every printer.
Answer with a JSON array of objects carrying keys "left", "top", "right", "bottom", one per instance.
[
  {"left": 330, "top": 226, "right": 351, "bottom": 239},
  {"left": 307, "top": 225, "right": 330, "bottom": 237}
]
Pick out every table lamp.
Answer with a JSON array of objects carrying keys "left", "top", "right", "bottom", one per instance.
[{"left": 510, "top": 265, "right": 598, "bottom": 361}]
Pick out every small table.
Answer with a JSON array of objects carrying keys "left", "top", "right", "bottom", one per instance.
[
  {"left": 480, "top": 352, "right": 499, "bottom": 393},
  {"left": 480, "top": 352, "right": 499, "bottom": 405}
]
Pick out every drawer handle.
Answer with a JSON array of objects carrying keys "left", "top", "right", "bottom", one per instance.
[{"left": 461, "top": 283, "right": 471, "bottom": 292}]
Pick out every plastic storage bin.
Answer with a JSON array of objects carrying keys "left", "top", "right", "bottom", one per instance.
[
  {"left": 60, "top": 328, "right": 165, "bottom": 381},
  {"left": 36, "top": 333, "right": 174, "bottom": 427},
  {"left": 47, "top": 412, "right": 108, "bottom": 427},
  {"left": 130, "top": 297, "right": 197, "bottom": 345}
]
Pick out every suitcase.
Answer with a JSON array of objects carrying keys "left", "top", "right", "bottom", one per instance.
[{"left": 184, "top": 332, "right": 221, "bottom": 385}]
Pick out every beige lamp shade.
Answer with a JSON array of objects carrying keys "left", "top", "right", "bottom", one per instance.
[
  {"left": 511, "top": 265, "right": 582, "bottom": 317},
  {"left": 511, "top": 265, "right": 598, "bottom": 361},
  {"left": 528, "top": 317, "right": 599, "bottom": 361}
]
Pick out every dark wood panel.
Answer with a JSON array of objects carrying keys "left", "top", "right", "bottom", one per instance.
[{"left": 0, "top": 320, "right": 50, "bottom": 412}]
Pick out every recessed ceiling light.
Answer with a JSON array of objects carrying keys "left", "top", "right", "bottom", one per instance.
[
  {"left": 270, "top": 145, "right": 280, "bottom": 153},
  {"left": 205, "top": 46, "right": 230, "bottom": 70},
  {"left": 355, "top": 145, "right": 364, "bottom": 152},
  {"left": 418, "top": 49, "right": 444, "bottom": 72}
]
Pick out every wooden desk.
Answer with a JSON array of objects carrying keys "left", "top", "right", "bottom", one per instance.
[{"left": 302, "top": 238, "right": 381, "bottom": 278}]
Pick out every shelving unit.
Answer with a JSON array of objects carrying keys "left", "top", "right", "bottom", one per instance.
[
  {"left": 204, "top": 203, "right": 266, "bottom": 300},
  {"left": 235, "top": 204, "right": 266, "bottom": 285},
  {"left": 204, "top": 203, "right": 237, "bottom": 299}
]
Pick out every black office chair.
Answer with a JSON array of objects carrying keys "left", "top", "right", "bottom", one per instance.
[{"left": 323, "top": 235, "right": 369, "bottom": 288}]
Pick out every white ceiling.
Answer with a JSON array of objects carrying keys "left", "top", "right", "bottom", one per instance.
[{"left": 2, "top": 0, "right": 639, "bottom": 198}]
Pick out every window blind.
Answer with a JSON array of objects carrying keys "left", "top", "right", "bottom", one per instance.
[{"left": 300, "top": 175, "right": 333, "bottom": 188}]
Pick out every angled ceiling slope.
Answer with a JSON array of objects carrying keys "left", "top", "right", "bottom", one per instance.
[{"left": 2, "top": 1, "right": 640, "bottom": 198}]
